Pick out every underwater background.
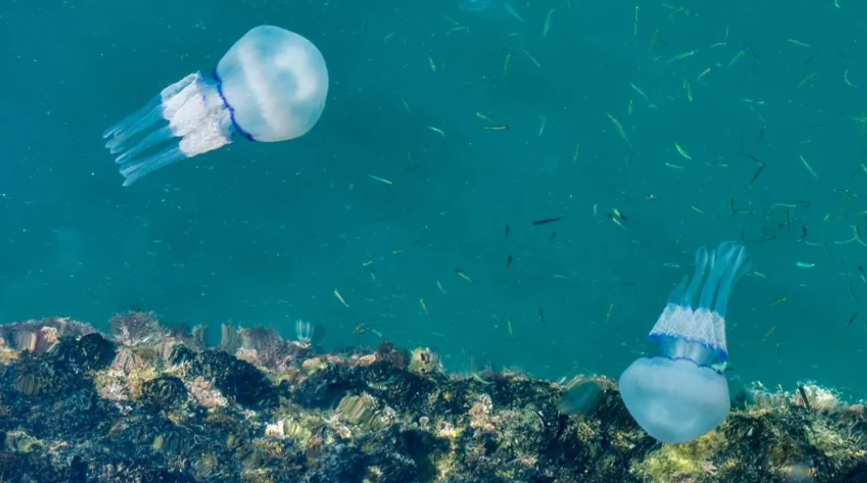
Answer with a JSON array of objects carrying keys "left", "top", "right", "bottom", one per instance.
[{"left": 1, "top": 0, "right": 866, "bottom": 400}]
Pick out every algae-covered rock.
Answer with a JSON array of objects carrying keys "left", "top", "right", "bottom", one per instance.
[{"left": 0, "top": 314, "right": 865, "bottom": 483}]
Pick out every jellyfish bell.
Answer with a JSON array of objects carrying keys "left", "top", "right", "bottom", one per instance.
[
  {"left": 103, "top": 25, "right": 329, "bottom": 186},
  {"left": 619, "top": 356, "right": 731, "bottom": 444}
]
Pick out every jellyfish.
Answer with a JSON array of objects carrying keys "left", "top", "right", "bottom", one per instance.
[
  {"left": 103, "top": 25, "right": 329, "bottom": 186},
  {"left": 618, "top": 241, "right": 751, "bottom": 444}
]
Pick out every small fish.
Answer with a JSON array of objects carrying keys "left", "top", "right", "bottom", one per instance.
[
  {"left": 333, "top": 289, "right": 350, "bottom": 308},
  {"left": 541, "top": 9, "right": 555, "bottom": 38},
  {"left": 475, "top": 112, "right": 495, "bottom": 123},
  {"left": 766, "top": 296, "right": 787, "bottom": 307},
  {"left": 427, "top": 126, "right": 446, "bottom": 137},
  {"left": 629, "top": 83, "right": 657, "bottom": 108},
  {"left": 504, "top": 255, "right": 513, "bottom": 276},
  {"left": 504, "top": 2, "right": 525, "bottom": 22},
  {"left": 532, "top": 217, "right": 562, "bottom": 225},
  {"left": 436, "top": 280, "right": 447, "bottom": 294},
  {"left": 507, "top": 318, "right": 514, "bottom": 337},
  {"left": 666, "top": 49, "right": 698, "bottom": 63},
  {"left": 795, "top": 261, "right": 815, "bottom": 268},
  {"left": 353, "top": 323, "right": 383, "bottom": 338},
  {"left": 674, "top": 142, "right": 692, "bottom": 160},
  {"left": 798, "top": 154, "right": 819, "bottom": 180},
  {"left": 522, "top": 49, "right": 541, "bottom": 68},
  {"left": 455, "top": 269, "right": 473, "bottom": 282},
  {"left": 370, "top": 269, "right": 376, "bottom": 282},
  {"left": 798, "top": 384, "right": 812, "bottom": 411},
  {"left": 420, "top": 298, "right": 430, "bottom": 317},
  {"left": 505, "top": 224, "right": 510, "bottom": 237},
  {"left": 605, "top": 303, "right": 614, "bottom": 322},
  {"left": 537, "top": 115, "right": 547, "bottom": 136},
  {"left": 605, "top": 112, "right": 634, "bottom": 148},
  {"left": 607, "top": 213, "right": 626, "bottom": 230},
  {"left": 483, "top": 125, "right": 510, "bottom": 131},
  {"left": 750, "top": 163, "right": 766, "bottom": 184},
  {"left": 729, "top": 49, "right": 747, "bottom": 66},
  {"left": 367, "top": 174, "right": 393, "bottom": 185},
  {"left": 538, "top": 308, "right": 546, "bottom": 327},
  {"left": 846, "top": 313, "right": 858, "bottom": 329},
  {"left": 787, "top": 39, "right": 812, "bottom": 48},
  {"left": 550, "top": 231, "right": 557, "bottom": 242}
]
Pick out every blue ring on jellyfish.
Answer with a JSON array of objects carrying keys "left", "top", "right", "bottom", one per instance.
[
  {"left": 458, "top": 0, "right": 492, "bottom": 12},
  {"left": 213, "top": 68, "right": 255, "bottom": 142}
]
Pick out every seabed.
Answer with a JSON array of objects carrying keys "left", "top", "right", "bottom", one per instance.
[{"left": 0, "top": 313, "right": 865, "bottom": 483}]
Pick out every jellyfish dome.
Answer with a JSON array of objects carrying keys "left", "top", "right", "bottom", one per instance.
[
  {"left": 103, "top": 25, "right": 329, "bottom": 186},
  {"left": 618, "top": 241, "right": 751, "bottom": 444}
]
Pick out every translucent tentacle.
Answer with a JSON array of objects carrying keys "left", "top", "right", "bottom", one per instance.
[
  {"left": 103, "top": 96, "right": 161, "bottom": 140},
  {"left": 712, "top": 242, "right": 752, "bottom": 317},
  {"left": 105, "top": 101, "right": 165, "bottom": 153},
  {"left": 680, "top": 247, "right": 708, "bottom": 307},
  {"left": 114, "top": 126, "right": 173, "bottom": 164},
  {"left": 119, "top": 147, "right": 185, "bottom": 187},
  {"left": 666, "top": 276, "right": 688, "bottom": 305},
  {"left": 698, "top": 251, "right": 726, "bottom": 310}
]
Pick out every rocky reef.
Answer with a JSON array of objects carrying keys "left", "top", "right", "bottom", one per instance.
[{"left": 0, "top": 313, "right": 865, "bottom": 483}]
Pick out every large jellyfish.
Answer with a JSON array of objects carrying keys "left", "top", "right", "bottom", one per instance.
[
  {"left": 103, "top": 25, "right": 329, "bottom": 186},
  {"left": 618, "top": 241, "right": 751, "bottom": 444}
]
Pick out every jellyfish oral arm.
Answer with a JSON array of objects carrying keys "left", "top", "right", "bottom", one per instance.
[{"left": 103, "top": 71, "right": 235, "bottom": 187}]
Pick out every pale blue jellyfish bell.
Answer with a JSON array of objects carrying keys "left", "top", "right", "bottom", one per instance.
[
  {"left": 618, "top": 241, "right": 751, "bottom": 444},
  {"left": 103, "top": 25, "right": 329, "bottom": 186}
]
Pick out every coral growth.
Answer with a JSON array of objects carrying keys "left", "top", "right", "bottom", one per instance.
[{"left": 0, "top": 313, "right": 865, "bottom": 483}]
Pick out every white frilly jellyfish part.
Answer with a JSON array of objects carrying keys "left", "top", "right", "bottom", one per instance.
[
  {"left": 618, "top": 241, "right": 752, "bottom": 444},
  {"left": 649, "top": 241, "right": 751, "bottom": 362},
  {"left": 103, "top": 25, "right": 329, "bottom": 186}
]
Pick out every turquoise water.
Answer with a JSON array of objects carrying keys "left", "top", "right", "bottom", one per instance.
[{"left": 2, "top": 0, "right": 866, "bottom": 399}]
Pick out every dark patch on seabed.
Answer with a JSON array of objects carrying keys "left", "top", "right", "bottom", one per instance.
[{"left": 0, "top": 313, "right": 865, "bottom": 483}]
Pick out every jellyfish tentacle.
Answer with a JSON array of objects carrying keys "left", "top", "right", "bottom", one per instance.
[
  {"left": 103, "top": 95, "right": 161, "bottom": 140},
  {"left": 113, "top": 126, "right": 173, "bottom": 163},
  {"left": 680, "top": 247, "right": 708, "bottom": 307},
  {"left": 698, "top": 252, "right": 726, "bottom": 310},
  {"left": 119, "top": 147, "right": 185, "bottom": 187},
  {"left": 666, "top": 275, "right": 688, "bottom": 305},
  {"left": 712, "top": 242, "right": 752, "bottom": 317},
  {"left": 104, "top": 100, "right": 164, "bottom": 153}
]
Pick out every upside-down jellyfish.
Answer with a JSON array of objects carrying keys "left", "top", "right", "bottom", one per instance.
[
  {"left": 618, "top": 241, "right": 751, "bottom": 443},
  {"left": 103, "top": 25, "right": 329, "bottom": 186}
]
